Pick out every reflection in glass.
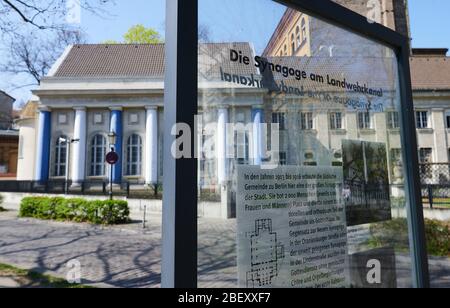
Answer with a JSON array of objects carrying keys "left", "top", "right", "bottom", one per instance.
[{"left": 198, "top": 0, "right": 414, "bottom": 288}]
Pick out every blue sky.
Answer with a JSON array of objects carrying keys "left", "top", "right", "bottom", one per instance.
[
  {"left": 78, "top": 0, "right": 450, "bottom": 49},
  {"left": 409, "top": 0, "right": 450, "bottom": 48},
  {"left": 2, "top": 0, "right": 450, "bottom": 106}
]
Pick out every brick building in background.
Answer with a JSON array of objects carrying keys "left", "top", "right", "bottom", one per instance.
[
  {"left": 0, "top": 90, "right": 18, "bottom": 179},
  {"left": 264, "top": 0, "right": 450, "bottom": 170}
]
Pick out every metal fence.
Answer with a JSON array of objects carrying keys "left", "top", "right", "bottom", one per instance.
[
  {"left": 420, "top": 163, "right": 450, "bottom": 208},
  {"left": 0, "top": 180, "right": 162, "bottom": 200},
  {"left": 343, "top": 181, "right": 391, "bottom": 206}
]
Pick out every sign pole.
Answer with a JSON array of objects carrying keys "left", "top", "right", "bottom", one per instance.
[
  {"left": 106, "top": 147, "right": 119, "bottom": 201},
  {"left": 162, "top": 0, "right": 198, "bottom": 288},
  {"left": 65, "top": 140, "right": 70, "bottom": 195},
  {"left": 109, "top": 158, "right": 113, "bottom": 201}
]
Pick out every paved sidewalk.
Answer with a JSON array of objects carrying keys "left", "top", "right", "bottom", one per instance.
[
  {"left": 0, "top": 211, "right": 449, "bottom": 288},
  {"left": 0, "top": 211, "right": 237, "bottom": 288}
]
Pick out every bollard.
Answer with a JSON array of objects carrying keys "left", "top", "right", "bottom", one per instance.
[
  {"left": 143, "top": 205, "right": 147, "bottom": 229},
  {"left": 427, "top": 185, "right": 433, "bottom": 209}
]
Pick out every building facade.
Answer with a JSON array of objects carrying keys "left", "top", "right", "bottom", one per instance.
[
  {"left": 15, "top": 0, "right": 450, "bottom": 196},
  {"left": 0, "top": 90, "right": 15, "bottom": 130},
  {"left": 410, "top": 48, "right": 450, "bottom": 171},
  {"left": 0, "top": 90, "right": 18, "bottom": 178},
  {"left": 19, "top": 44, "right": 165, "bottom": 186},
  {"left": 263, "top": 0, "right": 410, "bottom": 58}
]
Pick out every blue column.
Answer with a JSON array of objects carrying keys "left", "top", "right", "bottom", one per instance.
[
  {"left": 110, "top": 108, "right": 123, "bottom": 184},
  {"left": 252, "top": 108, "right": 264, "bottom": 166},
  {"left": 35, "top": 109, "right": 51, "bottom": 182}
]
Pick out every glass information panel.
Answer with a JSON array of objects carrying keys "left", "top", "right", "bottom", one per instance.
[{"left": 198, "top": 0, "right": 414, "bottom": 288}]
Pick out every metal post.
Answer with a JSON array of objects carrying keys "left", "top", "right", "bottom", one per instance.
[
  {"left": 428, "top": 185, "right": 433, "bottom": 209},
  {"left": 162, "top": 0, "right": 198, "bottom": 288},
  {"left": 143, "top": 205, "right": 147, "bottom": 229},
  {"left": 65, "top": 141, "right": 70, "bottom": 195},
  {"left": 397, "top": 43, "right": 430, "bottom": 288},
  {"left": 109, "top": 157, "right": 113, "bottom": 201}
]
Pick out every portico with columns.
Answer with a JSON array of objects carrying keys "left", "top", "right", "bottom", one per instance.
[
  {"left": 32, "top": 102, "right": 163, "bottom": 187},
  {"left": 23, "top": 44, "right": 271, "bottom": 195}
]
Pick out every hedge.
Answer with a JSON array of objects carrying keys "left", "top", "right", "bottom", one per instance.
[
  {"left": 0, "top": 194, "right": 5, "bottom": 212},
  {"left": 369, "top": 218, "right": 450, "bottom": 257},
  {"left": 19, "top": 197, "right": 130, "bottom": 225}
]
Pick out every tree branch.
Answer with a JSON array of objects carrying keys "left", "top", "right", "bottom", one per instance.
[{"left": 2, "top": 0, "right": 46, "bottom": 29}]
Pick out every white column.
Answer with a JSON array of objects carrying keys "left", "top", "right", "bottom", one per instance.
[
  {"left": 35, "top": 107, "right": 52, "bottom": 182},
  {"left": 252, "top": 107, "right": 264, "bottom": 165},
  {"left": 217, "top": 107, "right": 229, "bottom": 184},
  {"left": 432, "top": 108, "right": 448, "bottom": 162},
  {"left": 72, "top": 107, "right": 87, "bottom": 185},
  {"left": 145, "top": 107, "right": 159, "bottom": 184}
]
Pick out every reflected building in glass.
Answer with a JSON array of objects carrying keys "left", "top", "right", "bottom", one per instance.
[{"left": 14, "top": 0, "right": 450, "bottom": 220}]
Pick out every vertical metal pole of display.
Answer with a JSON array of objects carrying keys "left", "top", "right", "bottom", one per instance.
[
  {"left": 397, "top": 46, "right": 430, "bottom": 288},
  {"left": 279, "top": 0, "right": 430, "bottom": 289},
  {"left": 275, "top": 0, "right": 430, "bottom": 288},
  {"left": 162, "top": 0, "right": 198, "bottom": 288}
]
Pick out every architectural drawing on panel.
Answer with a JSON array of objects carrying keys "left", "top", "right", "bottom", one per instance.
[{"left": 246, "top": 219, "right": 285, "bottom": 287}]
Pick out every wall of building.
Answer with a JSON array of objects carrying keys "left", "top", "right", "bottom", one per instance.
[
  {"left": 17, "top": 118, "right": 37, "bottom": 180},
  {"left": 414, "top": 93, "right": 450, "bottom": 163},
  {"left": 332, "top": 0, "right": 410, "bottom": 37},
  {"left": 0, "top": 93, "right": 13, "bottom": 130}
]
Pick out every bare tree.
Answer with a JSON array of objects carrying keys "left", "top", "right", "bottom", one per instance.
[
  {"left": 0, "top": 0, "right": 114, "bottom": 34},
  {"left": 2, "top": 28, "right": 86, "bottom": 84},
  {"left": 0, "top": 0, "right": 113, "bottom": 91},
  {"left": 198, "top": 24, "right": 212, "bottom": 43}
]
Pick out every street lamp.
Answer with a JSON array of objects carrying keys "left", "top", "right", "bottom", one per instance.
[
  {"left": 108, "top": 132, "right": 117, "bottom": 149},
  {"left": 107, "top": 132, "right": 117, "bottom": 200},
  {"left": 58, "top": 137, "right": 80, "bottom": 195}
]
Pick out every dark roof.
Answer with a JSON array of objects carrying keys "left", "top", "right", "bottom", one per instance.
[
  {"left": 0, "top": 130, "right": 19, "bottom": 137},
  {"left": 410, "top": 56, "right": 450, "bottom": 91},
  {"left": 51, "top": 43, "right": 450, "bottom": 92},
  {"left": 0, "top": 90, "right": 15, "bottom": 102},
  {"left": 53, "top": 43, "right": 257, "bottom": 79},
  {"left": 412, "top": 48, "right": 448, "bottom": 57},
  {"left": 54, "top": 44, "right": 165, "bottom": 78}
]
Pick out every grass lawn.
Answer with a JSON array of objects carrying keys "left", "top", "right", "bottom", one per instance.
[
  {"left": 0, "top": 264, "right": 91, "bottom": 288},
  {"left": 422, "top": 199, "right": 450, "bottom": 209}
]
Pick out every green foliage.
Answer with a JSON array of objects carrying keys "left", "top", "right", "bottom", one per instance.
[
  {"left": 124, "top": 24, "right": 162, "bottom": 44},
  {"left": 391, "top": 197, "right": 406, "bottom": 208},
  {"left": 103, "top": 39, "right": 119, "bottom": 44},
  {"left": 19, "top": 197, "right": 130, "bottom": 225},
  {"left": 369, "top": 218, "right": 450, "bottom": 257},
  {"left": 0, "top": 194, "right": 5, "bottom": 212},
  {"left": 104, "top": 24, "right": 162, "bottom": 44},
  {"left": 0, "top": 263, "right": 92, "bottom": 288},
  {"left": 425, "top": 219, "right": 450, "bottom": 257},
  {"left": 199, "top": 189, "right": 221, "bottom": 202}
]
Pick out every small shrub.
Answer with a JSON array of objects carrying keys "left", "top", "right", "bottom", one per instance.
[
  {"left": 0, "top": 194, "right": 5, "bottom": 212},
  {"left": 19, "top": 197, "right": 130, "bottom": 225},
  {"left": 425, "top": 219, "right": 450, "bottom": 257},
  {"left": 369, "top": 218, "right": 450, "bottom": 257}
]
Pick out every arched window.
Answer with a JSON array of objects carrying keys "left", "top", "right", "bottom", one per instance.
[
  {"left": 296, "top": 26, "right": 301, "bottom": 47},
  {"left": 234, "top": 130, "right": 249, "bottom": 165},
  {"left": 54, "top": 136, "right": 67, "bottom": 177},
  {"left": 301, "top": 18, "right": 307, "bottom": 42},
  {"left": 126, "top": 134, "right": 143, "bottom": 176},
  {"left": 291, "top": 33, "right": 295, "bottom": 54},
  {"left": 90, "top": 134, "right": 107, "bottom": 176}
]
